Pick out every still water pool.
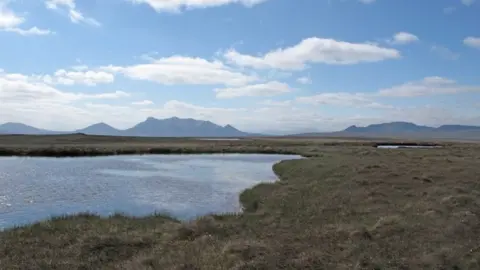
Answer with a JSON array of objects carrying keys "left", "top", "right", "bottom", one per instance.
[{"left": 0, "top": 154, "right": 301, "bottom": 229}]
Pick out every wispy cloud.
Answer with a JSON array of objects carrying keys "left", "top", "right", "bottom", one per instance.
[
  {"left": 464, "top": 37, "right": 480, "bottom": 49},
  {"left": 431, "top": 45, "right": 460, "bottom": 60},
  {"left": 388, "top": 32, "right": 419, "bottom": 45},
  {"left": 461, "top": 0, "right": 476, "bottom": 6},
  {"left": 378, "top": 77, "right": 479, "bottom": 97},
  {"left": 127, "top": 0, "right": 268, "bottom": 12},
  {"left": 296, "top": 92, "right": 392, "bottom": 109},
  {"left": 215, "top": 81, "right": 293, "bottom": 98},
  {"left": 297, "top": 76, "right": 312, "bottom": 85},
  {"left": 45, "top": 0, "right": 100, "bottom": 26}
]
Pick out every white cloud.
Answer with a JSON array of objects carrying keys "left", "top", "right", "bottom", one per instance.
[
  {"left": 224, "top": 37, "right": 400, "bottom": 70},
  {"left": 0, "top": 69, "right": 132, "bottom": 131},
  {"left": 0, "top": 71, "right": 128, "bottom": 104},
  {"left": 390, "top": 32, "right": 419, "bottom": 45},
  {"left": 378, "top": 76, "right": 480, "bottom": 97},
  {"left": 104, "top": 56, "right": 257, "bottom": 86},
  {"left": 297, "top": 76, "right": 312, "bottom": 85},
  {"left": 214, "top": 81, "right": 292, "bottom": 98},
  {"left": 4, "top": 26, "right": 53, "bottom": 36},
  {"left": 49, "top": 69, "right": 115, "bottom": 86},
  {"left": 461, "top": 0, "right": 475, "bottom": 6},
  {"left": 0, "top": 2, "right": 52, "bottom": 35},
  {"left": 431, "top": 45, "right": 460, "bottom": 60},
  {"left": 127, "top": 0, "right": 268, "bottom": 12},
  {"left": 71, "top": 65, "right": 89, "bottom": 71},
  {"left": 464, "top": 37, "right": 480, "bottom": 49},
  {"left": 1, "top": 76, "right": 479, "bottom": 133},
  {"left": 132, "top": 100, "right": 154, "bottom": 106},
  {"left": 0, "top": 3, "right": 23, "bottom": 28},
  {"left": 45, "top": 0, "right": 100, "bottom": 26},
  {"left": 385, "top": 105, "right": 480, "bottom": 128},
  {"left": 90, "top": 91, "right": 130, "bottom": 99},
  {"left": 296, "top": 92, "right": 392, "bottom": 109},
  {"left": 260, "top": 99, "right": 292, "bottom": 106},
  {"left": 162, "top": 100, "right": 245, "bottom": 114}
]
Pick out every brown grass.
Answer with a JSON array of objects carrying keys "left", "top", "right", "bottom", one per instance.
[{"left": 0, "top": 134, "right": 479, "bottom": 269}]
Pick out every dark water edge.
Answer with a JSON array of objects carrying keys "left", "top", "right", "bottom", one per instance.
[{"left": 0, "top": 147, "right": 299, "bottom": 157}]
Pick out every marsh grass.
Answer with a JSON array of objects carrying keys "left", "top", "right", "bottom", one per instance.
[{"left": 0, "top": 135, "right": 479, "bottom": 269}]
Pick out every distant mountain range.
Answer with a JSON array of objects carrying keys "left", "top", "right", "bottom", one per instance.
[
  {"left": 1, "top": 119, "right": 479, "bottom": 140},
  {"left": 0, "top": 117, "right": 250, "bottom": 137},
  {"left": 291, "top": 121, "right": 480, "bottom": 140}
]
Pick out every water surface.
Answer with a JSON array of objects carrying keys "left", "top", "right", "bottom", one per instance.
[
  {"left": 196, "top": 138, "right": 241, "bottom": 141},
  {"left": 376, "top": 145, "right": 441, "bottom": 149},
  {"left": 0, "top": 154, "right": 300, "bottom": 229}
]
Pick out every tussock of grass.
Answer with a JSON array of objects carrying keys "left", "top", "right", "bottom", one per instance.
[{"left": 0, "top": 135, "right": 479, "bottom": 269}]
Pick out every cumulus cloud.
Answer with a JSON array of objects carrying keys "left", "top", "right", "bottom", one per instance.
[
  {"left": 127, "top": 0, "right": 268, "bottom": 12},
  {"left": 464, "top": 37, "right": 480, "bottom": 49},
  {"left": 45, "top": 0, "right": 100, "bottom": 26},
  {"left": 0, "top": 2, "right": 52, "bottom": 35},
  {"left": 378, "top": 76, "right": 480, "bottom": 97},
  {"left": 224, "top": 37, "right": 400, "bottom": 70},
  {"left": 103, "top": 56, "right": 257, "bottom": 86},
  {"left": 389, "top": 32, "right": 419, "bottom": 45},
  {"left": 214, "top": 81, "right": 292, "bottom": 98},
  {"left": 0, "top": 3, "right": 23, "bottom": 28}
]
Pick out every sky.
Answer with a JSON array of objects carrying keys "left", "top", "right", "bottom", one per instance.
[{"left": 0, "top": 0, "right": 479, "bottom": 134}]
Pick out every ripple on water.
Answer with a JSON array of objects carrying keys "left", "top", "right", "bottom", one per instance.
[{"left": 0, "top": 154, "right": 302, "bottom": 229}]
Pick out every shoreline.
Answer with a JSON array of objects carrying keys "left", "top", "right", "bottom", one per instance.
[{"left": 0, "top": 133, "right": 449, "bottom": 158}]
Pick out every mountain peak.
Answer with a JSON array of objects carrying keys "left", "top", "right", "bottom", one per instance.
[
  {"left": 125, "top": 117, "right": 248, "bottom": 137},
  {"left": 224, "top": 124, "right": 238, "bottom": 131},
  {"left": 344, "top": 125, "right": 358, "bottom": 132},
  {"left": 75, "top": 122, "right": 120, "bottom": 135},
  {"left": 92, "top": 122, "right": 110, "bottom": 127},
  {"left": 145, "top": 116, "right": 158, "bottom": 122}
]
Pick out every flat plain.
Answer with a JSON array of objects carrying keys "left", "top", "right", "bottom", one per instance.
[{"left": 0, "top": 134, "right": 479, "bottom": 269}]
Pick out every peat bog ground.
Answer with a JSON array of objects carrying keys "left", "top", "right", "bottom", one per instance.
[{"left": 0, "top": 134, "right": 479, "bottom": 269}]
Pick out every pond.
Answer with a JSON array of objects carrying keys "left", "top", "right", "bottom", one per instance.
[
  {"left": 0, "top": 154, "right": 301, "bottom": 229},
  {"left": 376, "top": 145, "right": 442, "bottom": 149},
  {"left": 196, "top": 138, "right": 241, "bottom": 141}
]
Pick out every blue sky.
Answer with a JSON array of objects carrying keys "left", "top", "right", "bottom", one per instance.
[{"left": 0, "top": 0, "right": 479, "bottom": 133}]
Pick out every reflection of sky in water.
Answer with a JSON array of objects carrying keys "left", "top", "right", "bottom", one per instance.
[
  {"left": 377, "top": 145, "right": 439, "bottom": 149},
  {"left": 0, "top": 154, "right": 301, "bottom": 229}
]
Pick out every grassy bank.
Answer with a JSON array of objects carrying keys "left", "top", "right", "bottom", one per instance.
[
  {"left": 0, "top": 133, "right": 446, "bottom": 157},
  {"left": 1, "top": 135, "right": 479, "bottom": 269}
]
